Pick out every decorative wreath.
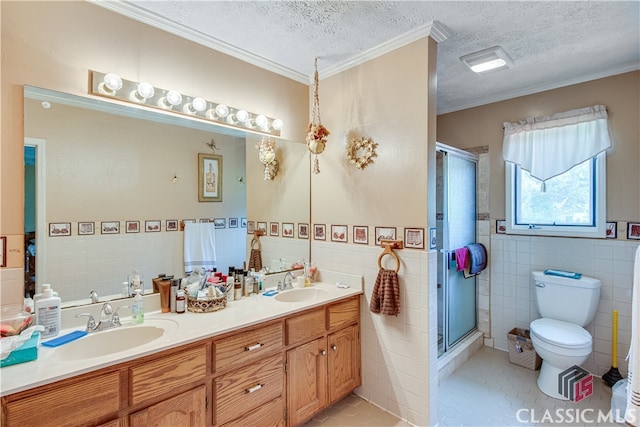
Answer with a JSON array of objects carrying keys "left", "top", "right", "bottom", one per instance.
[{"left": 346, "top": 137, "right": 377, "bottom": 169}]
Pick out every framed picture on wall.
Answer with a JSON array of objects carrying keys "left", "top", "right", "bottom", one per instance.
[
  {"left": 314, "top": 224, "right": 326, "bottom": 240},
  {"left": 257, "top": 222, "right": 267, "bottom": 233},
  {"left": 49, "top": 222, "right": 71, "bottom": 237},
  {"left": 101, "top": 221, "right": 120, "bottom": 234},
  {"left": 496, "top": 220, "right": 506, "bottom": 234},
  {"left": 270, "top": 222, "right": 279, "bottom": 236},
  {"left": 331, "top": 225, "right": 347, "bottom": 243},
  {"left": 166, "top": 220, "right": 178, "bottom": 231},
  {"left": 353, "top": 226, "right": 368, "bottom": 244},
  {"left": 298, "top": 223, "right": 309, "bottom": 239},
  {"left": 213, "top": 218, "right": 226, "bottom": 229},
  {"left": 229, "top": 218, "right": 238, "bottom": 228},
  {"left": 282, "top": 223, "right": 294, "bottom": 237},
  {"left": 126, "top": 221, "right": 140, "bottom": 233},
  {"left": 247, "top": 221, "right": 255, "bottom": 234},
  {"left": 241, "top": 218, "right": 247, "bottom": 228},
  {"left": 628, "top": 222, "right": 640, "bottom": 240},
  {"left": 145, "top": 220, "right": 161, "bottom": 232},
  {"left": 198, "top": 153, "right": 222, "bottom": 202},
  {"left": 404, "top": 227, "right": 425, "bottom": 249},
  {"left": 78, "top": 222, "right": 94, "bottom": 236},
  {"left": 374, "top": 226, "right": 396, "bottom": 245},
  {"left": 606, "top": 221, "right": 617, "bottom": 239}
]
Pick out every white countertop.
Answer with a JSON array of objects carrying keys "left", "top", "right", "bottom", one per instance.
[{"left": 1, "top": 280, "right": 362, "bottom": 397}]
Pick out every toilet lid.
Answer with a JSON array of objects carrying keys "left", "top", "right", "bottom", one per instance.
[{"left": 530, "top": 318, "right": 592, "bottom": 348}]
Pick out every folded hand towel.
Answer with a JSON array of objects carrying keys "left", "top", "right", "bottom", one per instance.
[
  {"left": 184, "top": 223, "right": 217, "bottom": 273},
  {"left": 455, "top": 247, "right": 469, "bottom": 272},
  {"left": 466, "top": 243, "right": 487, "bottom": 275},
  {"left": 370, "top": 269, "right": 400, "bottom": 316}
]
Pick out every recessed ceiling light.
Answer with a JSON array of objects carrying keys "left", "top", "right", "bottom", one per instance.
[{"left": 461, "top": 46, "right": 513, "bottom": 73}]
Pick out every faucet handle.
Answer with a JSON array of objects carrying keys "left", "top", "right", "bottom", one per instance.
[
  {"left": 75, "top": 313, "right": 97, "bottom": 331},
  {"left": 99, "top": 303, "right": 113, "bottom": 323},
  {"left": 112, "top": 305, "right": 130, "bottom": 327},
  {"left": 277, "top": 281, "right": 283, "bottom": 291}
]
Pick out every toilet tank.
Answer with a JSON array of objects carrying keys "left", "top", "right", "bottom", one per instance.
[{"left": 532, "top": 271, "right": 601, "bottom": 326}]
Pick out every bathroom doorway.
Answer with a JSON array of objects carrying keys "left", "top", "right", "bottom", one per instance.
[
  {"left": 24, "top": 138, "right": 45, "bottom": 297},
  {"left": 436, "top": 143, "right": 477, "bottom": 356}
]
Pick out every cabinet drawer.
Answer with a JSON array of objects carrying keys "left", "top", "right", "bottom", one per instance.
[
  {"left": 285, "top": 307, "right": 325, "bottom": 346},
  {"left": 214, "top": 353, "right": 284, "bottom": 426},
  {"left": 4, "top": 371, "right": 121, "bottom": 427},
  {"left": 214, "top": 321, "right": 283, "bottom": 372},
  {"left": 130, "top": 345, "right": 207, "bottom": 406},
  {"left": 328, "top": 297, "right": 359, "bottom": 330},
  {"left": 130, "top": 385, "right": 206, "bottom": 427},
  {"left": 221, "top": 396, "right": 284, "bottom": 427}
]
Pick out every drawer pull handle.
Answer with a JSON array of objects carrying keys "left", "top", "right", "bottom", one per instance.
[
  {"left": 244, "top": 343, "right": 264, "bottom": 351},
  {"left": 245, "top": 383, "right": 263, "bottom": 394},
  {"left": 321, "top": 350, "right": 326, "bottom": 356},
  {"left": 332, "top": 345, "right": 337, "bottom": 351}
]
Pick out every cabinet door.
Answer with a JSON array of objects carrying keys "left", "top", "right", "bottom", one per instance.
[
  {"left": 328, "top": 325, "right": 361, "bottom": 404},
  {"left": 129, "top": 385, "right": 206, "bottom": 427},
  {"left": 286, "top": 337, "right": 327, "bottom": 426}
]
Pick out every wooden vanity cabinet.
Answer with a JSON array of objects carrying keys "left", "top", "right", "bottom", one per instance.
[
  {"left": 286, "top": 296, "right": 361, "bottom": 427},
  {"left": 1, "top": 294, "right": 360, "bottom": 427}
]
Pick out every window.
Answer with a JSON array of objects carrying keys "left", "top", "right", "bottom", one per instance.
[{"left": 506, "top": 153, "right": 606, "bottom": 238}]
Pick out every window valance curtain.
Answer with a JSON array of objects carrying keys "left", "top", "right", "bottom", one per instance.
[{"left": 502, "top": 105, "right": 611, "bottom": 182}]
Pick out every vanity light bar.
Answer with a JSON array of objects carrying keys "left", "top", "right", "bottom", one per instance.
[{"left": 89, "top": 70, "right": 283, "bottom": 136}]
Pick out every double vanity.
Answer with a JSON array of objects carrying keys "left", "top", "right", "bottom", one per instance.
[{"left": 1, "top": 281, "right": 363, "bottom": 427}]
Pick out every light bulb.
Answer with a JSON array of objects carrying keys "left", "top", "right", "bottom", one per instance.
[
  {"left": 236, "top": 109, "right": 249, "bottom": 123},
  {"left": 130, "top": 82, "right": 154, "bottom": 102},
  {"left": 136, "top": 82, "right": 155, "bottom": 99},
  {"left": 255, "top": 115, "right": 268, "bottom": 129},
  {"left": 215, "top": 104, "right": 229, "bottom": 118},
  {"left": 272, "top": 118, "right": 284, "bottom": 131},
  {"left": 99, "top": 73, "right": 122, "bottom": 95},
  {"left": 158, "top": 90, "right": 182, "bottom": 108},
  {"left": 192, "top": 97, "right": 207, "bottom": 112}
]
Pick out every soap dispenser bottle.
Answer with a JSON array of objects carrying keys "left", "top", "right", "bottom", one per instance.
[
  {"left": 35, "top": 287, "right": 61, "bottom": 338},
  {"left": 132, "top": 290, "right": 144, "bottom": 324}
]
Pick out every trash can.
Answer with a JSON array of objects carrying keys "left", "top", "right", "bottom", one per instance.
[
  {"left": 611, "top": 379, "right": 627, "bottom": 424},
  {"left": 507, "top": 328, "right": 542, "bottom": 370}
]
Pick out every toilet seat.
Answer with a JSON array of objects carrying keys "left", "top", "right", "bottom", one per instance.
[{"left": 530, "top": 318, "right": 591, "bottom": 349}]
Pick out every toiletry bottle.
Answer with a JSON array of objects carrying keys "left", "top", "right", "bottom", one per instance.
[
  {"left": 34, "top": 283, "right": 58, "bottom": 305},
  {"left": 226, "top": 275, "right": 235, "bottom": 302},
  {"left": 35, "top": 288, "right": 61, "bottom": 338},
  {"left": 132, "top": 290, "right": 144, "bottom": 324},
  {"left": 170, "top": 279, "right": 179, "bottom": 312},
  {"left": 176, "top": 290, "right": 186, "bottom": 314}
]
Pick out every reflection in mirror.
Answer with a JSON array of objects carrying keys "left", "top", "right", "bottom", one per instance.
[{"left": 24, "top": 86, "right": 310, "bottom": 307}]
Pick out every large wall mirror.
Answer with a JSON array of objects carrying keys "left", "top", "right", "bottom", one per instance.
[{"left": 24, "top": 86, "right": 310, "bottom": 307}]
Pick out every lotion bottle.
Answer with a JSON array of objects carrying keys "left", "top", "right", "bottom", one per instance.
[
  {"left": 132, "top": 290, "right": 144, "bottom": 324},
  {"left": 35, "top": 288, "right": 61, "bottom": 338}
]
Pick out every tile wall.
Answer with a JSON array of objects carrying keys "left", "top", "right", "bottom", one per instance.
[
  {"left": 490, "top": 234, "right": 639, "bottom": 377},
  {"left": 311, "top": 240, "right": 436, "bottom": 427}
]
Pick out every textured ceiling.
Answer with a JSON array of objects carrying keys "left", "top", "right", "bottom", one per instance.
[{"left": 97, "top": 1, "right": 640, "bottom": 113}]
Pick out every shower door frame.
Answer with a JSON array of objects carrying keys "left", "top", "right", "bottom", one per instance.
[{"left": 437, "top": 142, "right": 478, "bottom": 356}]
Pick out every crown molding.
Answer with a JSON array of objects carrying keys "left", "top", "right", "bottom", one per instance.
[
  {"left": 438, "top": 61, "right": 640, "bottom": 114},
  {"left": 89, "top": 0, "right": 309, "bottom": 84},
  {"left": 319, "top": 20, "right": 450, "bottom": 81}
]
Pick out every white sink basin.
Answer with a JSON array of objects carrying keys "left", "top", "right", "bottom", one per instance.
[
  {"left": 52, "top": 319, "right": 178, "bottom": 361},
  {"left": 274, "top": 288, "right": 328, "bottom": 303}
]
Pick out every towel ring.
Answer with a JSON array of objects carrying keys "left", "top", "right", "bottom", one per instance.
[{"left": 377, "top": 246, "right": 400, "bottom": 273}]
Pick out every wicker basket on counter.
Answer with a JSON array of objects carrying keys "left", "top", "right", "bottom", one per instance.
[{"left": 186, "top": 286, "right": 230, "bottom": 313}]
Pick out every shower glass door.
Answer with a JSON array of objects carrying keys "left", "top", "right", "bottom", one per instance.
[{"left": 437, "top": 144, "right": 477, "bottom": 356}]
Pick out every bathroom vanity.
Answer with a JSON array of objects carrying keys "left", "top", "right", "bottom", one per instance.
[{"left": 0, "top": 283, "right": 362, "bottom": 427}]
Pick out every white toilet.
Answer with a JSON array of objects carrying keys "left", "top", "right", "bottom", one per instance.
[{"left": 529, "top": 271, "right": 601, "bottom": 400}]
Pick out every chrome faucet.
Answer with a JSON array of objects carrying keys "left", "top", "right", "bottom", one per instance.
[
  {"left": 89, "top": 290, "right": 99, "bottom": 303},
  {"left": 282, "top": 271, "right": 295, "bottom": 290},
  {"left": 76, "top": 303, "right": 129, "bottom": 333}
]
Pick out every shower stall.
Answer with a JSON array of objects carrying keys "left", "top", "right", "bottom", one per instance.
[{"left": 436, "top": 143, "right": 478, "bottom": 356}]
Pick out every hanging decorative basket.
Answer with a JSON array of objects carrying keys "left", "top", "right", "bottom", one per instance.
[{"left": 306, "top": 57, "right": 330, "bottom": 174}]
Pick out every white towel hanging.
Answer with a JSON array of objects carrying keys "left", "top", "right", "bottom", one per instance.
[
  {"left": 183, "top": 223, "right": 217, "bottom": 273},
  {"left": 626, "top": 245, "right": 640, "bottom": 426}
]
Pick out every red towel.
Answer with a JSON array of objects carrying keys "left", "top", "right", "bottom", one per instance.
[
  {"left": 455, "top": 247, "right": 469, "bottom": 272},
  {"left": 370, "top": 269, "right": 400, "bottom": 316}
]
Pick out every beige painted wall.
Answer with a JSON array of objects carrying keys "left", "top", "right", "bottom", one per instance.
[
  {"left": 312, "top": 38, "right": 431, "bottom": 238},
  {"left": 1, "top": 1, "right": 308, "bottom": 304},
  {"left": 437, "top": 71, "right": 640, "bottom": 223}
]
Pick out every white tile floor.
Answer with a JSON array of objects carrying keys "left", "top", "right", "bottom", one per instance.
[{"left": 311, "top": 346, "right": 621, "bottom": 426}]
